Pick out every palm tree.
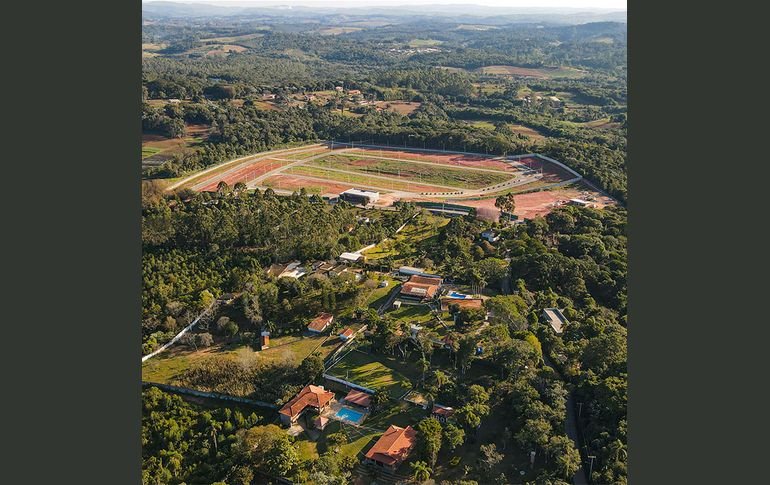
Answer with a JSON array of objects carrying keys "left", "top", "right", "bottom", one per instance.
[{"left": 410, "top": 460, "right": 431, "bottom": 483}]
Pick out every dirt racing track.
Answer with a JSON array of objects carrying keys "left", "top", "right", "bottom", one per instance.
[{"left": 171, "top": 142, "right": 614, "bottom": 218}]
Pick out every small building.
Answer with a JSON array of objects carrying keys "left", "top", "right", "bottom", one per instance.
[
  {"left": 399, "top": 275, "right": 443, "bottom": 303},
  {"left": 392, "top": 300, "right": 402, "bottom": 309},
  {"left": 335, "top": 86, "right": 344, "bottom": 91},
  {"left": 314, "top": 416, "right": 330, "bottom": 431},
  {"left": 344, "top": 389, "right": 372, "bottom": 408},
  {"left": 431, "top": 404, "right": 455, "bottom": 423},
  {"left": 339, "top": 327, "right": 355, "bottom": 341},
  {"left": 364, "top": 425, "right": 417, "bottom": 472},
  {"left": 481, "top": 230, "right": 500, "bottom": 243},
  {"left": 339, "top": 252, "right": 364, "bottom": 263},
  {"left": 398, "top": 266, "right": 441, "bottom": 279},
  {"left": 339, "top": 188, "right": 380, "bottom": 206},
  {"left": 548, "top": 96, "right": 562, "bottom": 107},
  {"left": 266, "top": 263, "right": 288, "bottom": 278},
  {"left": 262, "top": 93, "right": 276, "bottom": 100},
  {"left": 260, "top": 331, "right": 270, "bottom": 349},
  {"left": 308, "top": 313, "right": 334, "bottom": 333},
  {"left": 378, "top": 280, "right": 389, "bottom": 288},
  {"left": 279, "top": 385, "right": 336, "bottom": 426},
  {"left": 568, "top": 198, "right": 592, "bottom": 207},
  {"left": 542, "top": 308, "right": 569, "bottom": 334}
]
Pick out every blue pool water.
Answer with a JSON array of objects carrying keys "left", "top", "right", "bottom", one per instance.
[
  {"left": 336, "top": 407, "right": 365, "bottom": 422},
  {"left": 448, "top": 291, "right": 470, "bottom": 299}
]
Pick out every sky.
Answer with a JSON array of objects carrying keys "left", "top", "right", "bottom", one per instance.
[{"left": 142, "top": 0, "right": 627, "bottom": 9}]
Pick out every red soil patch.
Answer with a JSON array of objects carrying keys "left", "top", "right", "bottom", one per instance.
[
  {"left": 197, "top": 159, "right": 288, "bottom": 192},
  {"left": 458, "top": 183, "right": 615, "bottom": 220},
  {"left": 261, "top": 175, "right": 354, "bottom": 195}
]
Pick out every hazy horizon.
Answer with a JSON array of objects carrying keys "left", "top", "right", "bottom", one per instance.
[{"left": 141, "top": 0, "right": 627, "bottom": 10}]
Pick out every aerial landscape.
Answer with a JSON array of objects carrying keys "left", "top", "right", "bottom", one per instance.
[{"left": 141, "top": 1, "right": 627, "bottom": 484}]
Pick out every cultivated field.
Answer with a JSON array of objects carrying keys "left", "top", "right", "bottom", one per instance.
[{"left": 476, "top": 65, "right": 587, "bottom": 79}]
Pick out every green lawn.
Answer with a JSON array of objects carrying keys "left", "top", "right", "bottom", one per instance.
[
  {"left": 362, "top": 213, "right": 449, "bottom": 263},
  {"left": 142, "top": 146, "right": 162, "bottom": 158},
  {"left": 385, "top": 304, "right": 435, "bottom": 325},
  {"left": 364, "top": 275, "right": 400, "bottom": 310},
  {"left": 308, "top": 154, "right": 512, "bottom": 189},
  {"left": 326, "top": 350, "right": 414, "bottom": 398}
]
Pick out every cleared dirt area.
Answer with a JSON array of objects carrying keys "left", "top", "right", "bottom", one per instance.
[
  {"left": 508, "top": 123, "right": 547, "bottom": 141},
  {"left": 516, "top": 156, "right": 578, "bottom": 184},
  {"left": 197, "top": 158, "right": 290, "bottom": 191},
  {"left": 141, "top": 124, "right": 211, "bottom": 165},
  {"left": 261, "top": 174, "right": 357, "bottom": 195},
  {"left": 459, "top": 183, "right": 616, "bottom": 219},
  {"left": 374, "top": 101, "right": 421, "bottom": 115}
]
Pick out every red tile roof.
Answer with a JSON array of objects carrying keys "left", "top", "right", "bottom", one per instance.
[
  {"left": 365, "top": 425, "right": 417, "bottom": 466},
  {"left": 408, "top": 275, "right": 443, "bottom": 285},
  {"left": 344, "top": 389, "right": 372, "bottom": 407},
  {"left": 278, "top": 385, "right": 335, "bottom": 418},
  {"left": 432, "top": 404, "right": 455, "bottom": 417},
  {"left": 400, "top": 282, "right": 439, "bottom": 299},
  {"left": 308, "top": 313, "right": 334, "bottom": 332},
  {"left": 340, "top": 327, "right": 355, "bottom": 338}
]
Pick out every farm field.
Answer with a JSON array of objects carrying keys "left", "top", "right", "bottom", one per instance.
[
  {"left": 508, "top": 123, "right": 547, "bottom": 141},
  {"left": 142, "top": 333, "right": 340, "bottom": 384},
  {"left": 374, "top": 101, "right": 421, "bottom": 115},
  {"left": 326, "top": 350, "right": 415, "bottom": 398},
  {"left": 141, "top": 124, "right": 211, "bottom": 166},
  {"left": 307, "top": 154, "right": 515, "bottom": 189},
  {"left": 476, "top": 64, "right": 587, "bottom": 79}
]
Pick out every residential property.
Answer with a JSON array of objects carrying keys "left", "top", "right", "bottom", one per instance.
[
  {"left": 278, "top": 385, "right": 336, "bottom": 426},
  {"left": 339, "top": 252, "right": 364, "bottom": 263},
  {"left": 344, "top": 389, "right": 372, "bottom": 408},
  {"left": 364, "top": 425, "right": 418, "bottom": 472},
  {"left": 339, "top": 188, "right": 380, "bottom": 205},
  {"left": 397, "top": 266, "right": 441, "bottom": 279},
  {"left": 277, "top": 261, "right": 308, "bottom": 279},
  {"left": 431, "top": 404, "right": 455, "bottom": 423},
  {"left": 399, "top": 274, "right": 443, "bottom": 303},
  {"left": 481, "top": 230, "right": 500, "bottom": 243},
  {"left": 308, "top": 312, "right": 334, "bottom": 333},
  {"left": 339, "top": 327, "right": 355, "bottom": 341},
  {"left": 440, "top": 297, "right": 484, "bottom": 312},
  {"left": 543, "top": 308, "right": 569, "bottom": 334}
]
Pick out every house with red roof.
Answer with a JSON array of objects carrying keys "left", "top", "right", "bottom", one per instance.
[
  {"left": 339, "top": 327, "right": 355, "bottom": 341},
  {"left": 278, "top": 385, "right": 335, "bottom": 426},
  {"left": 364, "top": 425, "right": 417, "bottom": 472},
  {"left": 308, "top": 312, "right": 334, "bottom": 333},
  {"left": 431, "top": 404, "right": 455, "bottom": 423},
  {"left": 399, "top": 275, "right": 443, "bottom": 303}
]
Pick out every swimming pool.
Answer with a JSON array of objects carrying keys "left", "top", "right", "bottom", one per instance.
[
  {"left": 335, "top": 407, "right": 365, "bottom": 423},
  {"left": 448, "top": 291, "right": 470, "bottom": 299}
]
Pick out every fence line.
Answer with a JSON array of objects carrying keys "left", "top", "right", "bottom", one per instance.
[
  {"left": 141, "top": 301, "right": 217, "bottom": 362},
  {"left": 142, "top": 382, "right": 279, "bottom": 409}
]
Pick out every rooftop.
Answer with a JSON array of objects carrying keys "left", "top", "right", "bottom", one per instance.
[
  {"left": 344, "top": 389, "right": 372, "bottom": 407},
  {"left": 364, "top": 425, "right": 417, "bottom": 466},
  {"left": 279, "top": 385, "right": 335, "bottom": 418},
  {"left": 543, "top": 308, "right": 569, "bottom": 334},
  {"left": 341, "top": 188, "right": 380, "bottom": 197},
  {"left": 308, "top": 312, "right": 334, "bottom": 332}
]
